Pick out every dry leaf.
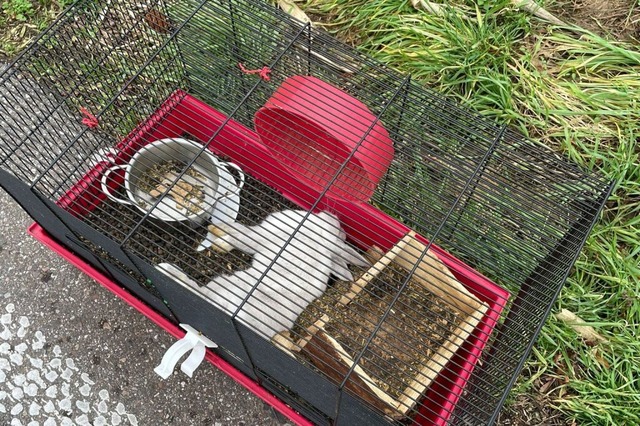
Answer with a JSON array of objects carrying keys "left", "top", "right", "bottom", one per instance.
[
  {"left": 410, "top": 0, "right": 469, "bottom": 20},
  {"left": 512, "top": 0, "right": 567, "bottom": 26},
  {"left": 144, "top": 8, "right": 172, "bottom": 33},
  {"left": 538, "top": 377, "right": 556, "bottom": 394},
  {"left": 591, "top": 347, "right": 610, "bottom": 369},
  {"left": 278, "top": 0, "right": 311, "bottom": 24},
  {"left": 410, "top": 0, "right": 447, "bottom": 15},
  {"left": 555, "top": 309, "right": 607, "bottom": 345},
  {"left": 278, "top": 0, "right": 355, "bottom": 73}
]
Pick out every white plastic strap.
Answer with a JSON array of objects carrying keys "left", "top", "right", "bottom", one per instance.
[{"left": 154, "top": 324, "right": 217, "bottom": 379}]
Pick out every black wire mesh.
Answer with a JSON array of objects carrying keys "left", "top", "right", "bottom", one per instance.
[{"left": 0, "top": 0, "right": 612, "bottom": 425}]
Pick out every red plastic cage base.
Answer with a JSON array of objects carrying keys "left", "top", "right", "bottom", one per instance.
[
  {"left": 48, "top": 89, "right": 509, "bottom": 425},
  {"left": 27, "top": 222, "right": 314, "bottom": 426}
]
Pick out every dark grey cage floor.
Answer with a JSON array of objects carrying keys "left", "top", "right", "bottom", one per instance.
[{"left": 82, "top": 173, "right": 298, "bottom": 285}]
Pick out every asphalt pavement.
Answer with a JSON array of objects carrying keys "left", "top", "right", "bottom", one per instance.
[
  {"left": 0, "top": 189, "right": 290, "bottom": 425},
  {"left": 0, "top": 57, "right": 293, "bottom": 426}
]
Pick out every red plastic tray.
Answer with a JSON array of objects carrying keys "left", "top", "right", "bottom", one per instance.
[
  {"left": 27, "top": 222, "right": 313, "bottom": 426},
  {"left": 51, "top": 89, "right": 509, "bottom": 425}
]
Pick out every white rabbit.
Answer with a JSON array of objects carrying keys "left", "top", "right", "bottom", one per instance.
[{"left": 157, "top": 210, "right": 368, "bottom": 340}]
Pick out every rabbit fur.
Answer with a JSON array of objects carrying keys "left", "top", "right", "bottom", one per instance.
[{"left": 157, "top": 210, "right": 368, "bottom": 340}]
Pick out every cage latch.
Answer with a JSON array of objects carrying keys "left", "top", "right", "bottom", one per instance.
[{"left": 154, "top": 324, "right": 217, "bottom": 379}]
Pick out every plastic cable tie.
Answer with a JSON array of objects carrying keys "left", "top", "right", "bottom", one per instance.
[{"left": 154, "top": 324, "right": 217, "bottom": 379}]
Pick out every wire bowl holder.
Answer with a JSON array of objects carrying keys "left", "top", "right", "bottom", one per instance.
[{"left": 0, "top": 0, "right": 613, "bottom": 425}]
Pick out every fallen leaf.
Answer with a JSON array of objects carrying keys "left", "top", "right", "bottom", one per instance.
[
  {"left": 512, "top": 0, "right": 567, "bottom": 26},
  {"left": 278, "top": 0, "right": 311, "bottom": 25},
  {"left": 277, "top": 0, "right": 357, "bottom": 73},
  {"left": 555, "top": 309, "right": 607, "bottom": 345},
  {"left": 145, "top": 8, "right": 172, "bottom": 33},
  {"left": 591, "top": 347, "right": 610, "bottom": 369},
  {"left": 410, "top": 0, "right": 470, "bottom": 20},
  {"left": 538, "top": 377, "right": 556, "bottom": 394}
]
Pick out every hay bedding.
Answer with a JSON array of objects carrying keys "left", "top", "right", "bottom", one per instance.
[
  {"left": 137, "top": 160, "right": 207, "bottom": 215},
  {"left": 295, "top": 263, "right": 461, "bottom": 400}
]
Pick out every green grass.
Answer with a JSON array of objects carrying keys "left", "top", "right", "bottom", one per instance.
[
  {"left": 0, "top": 0, "right": 73, "bottom": 57},
  {"left": 4, "top": 0, "right": 639, "bottom": 424},
  {"left": 296, "top": 0, "right": 639, "bottom": 424}
]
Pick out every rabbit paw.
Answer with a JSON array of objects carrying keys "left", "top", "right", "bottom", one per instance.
[
  {"left": 210, "top": 238, "right": 233, "bottom": 253},
  {"left": 205, "top": 224, "right": 234, "bottom": 253},
  {"left": 156, "top": 262, "right": 194, "bottom": 286},
  {"left": 207, "top": 224, "right": 228, "bottom": 238}
]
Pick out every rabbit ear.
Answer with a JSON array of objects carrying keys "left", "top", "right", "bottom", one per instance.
[
  {"left": 341, "top": 244, "right": 370, "bottom": 267},
  {"left": 332, "top": 262, "right": 355, "bottom": 282},
  {"left": 331, "top": 244, "right": 370, "bottom": 282}
]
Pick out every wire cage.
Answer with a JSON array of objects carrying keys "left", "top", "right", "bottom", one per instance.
[{"left": 0, "top": 0, "right": 613, "bottom": 425}]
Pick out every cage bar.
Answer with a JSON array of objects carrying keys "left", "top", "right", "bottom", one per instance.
[{"left": 0, "top": 0, "right": 611, "bottom": 424}]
